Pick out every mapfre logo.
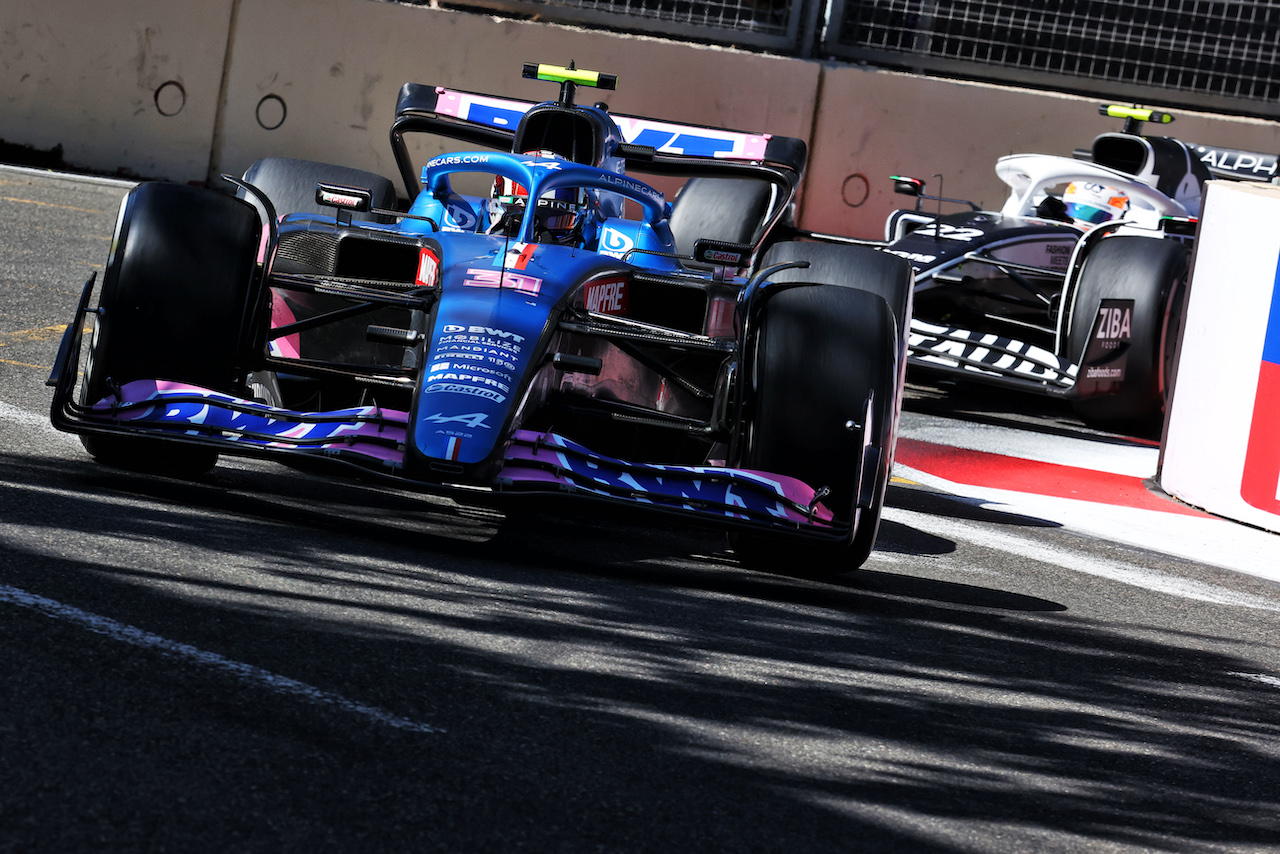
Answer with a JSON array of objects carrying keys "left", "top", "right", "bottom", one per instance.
[{"left": 583, "top": 278, "right": 629, "bottom": 315}]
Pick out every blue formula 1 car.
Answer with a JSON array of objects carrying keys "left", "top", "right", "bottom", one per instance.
[{"left": 49, "top": 63, "right": 913, "bottom": 572}]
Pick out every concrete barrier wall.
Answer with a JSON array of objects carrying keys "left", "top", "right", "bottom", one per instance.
[
  {"left": 805, "top": 66, "right": 1280, "bottom": 237},
  {"left": 212, "top": 0, "right": 819, "bottom": 204},
  {"left": 4, "top": 0, "right": 1280, "bottom": 239},
  {"left": 0, "top": 0, "right": 235, "bottom": 181}
]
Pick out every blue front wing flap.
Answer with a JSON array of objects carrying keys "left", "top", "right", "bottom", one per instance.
[{"left": 55, "top": 377, "right": 843, "bottom": 536}]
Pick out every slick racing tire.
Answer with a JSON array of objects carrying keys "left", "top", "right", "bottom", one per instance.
[
  {"left": 731, "top": 243, "right": 912, "bottom": 574},
  {"left": 80, "top": 182, "right": 261, "bottom": 475},
  {"left": 755, "top": 240, "right": 913, "bottom": 347},
  {"left": 668, "top": 177, "right": 774, "bottom": 257},
  {"left": 241, "top": 157, "right": 399, "bottom": 222},
  {"left": 1066, "top": 236, "right": 1190, "bottom": 434}
]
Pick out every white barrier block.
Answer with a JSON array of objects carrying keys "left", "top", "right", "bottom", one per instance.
[{"left": 1160, "top": 179, "right": 1280, "bottom": 532}]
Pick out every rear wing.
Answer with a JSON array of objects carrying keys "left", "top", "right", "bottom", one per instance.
[
  {"left": 1185, "top": 143, "right": 1279, "bottom": 182},
  {"left": 389, "top": 82, "right": 807, "bottom": 198}
]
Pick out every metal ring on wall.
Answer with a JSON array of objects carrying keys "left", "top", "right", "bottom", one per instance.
[
  {"left": 256, "top": 94, "right": 287, "bottom": 131},
  {"left": 841, "top": 173, "right": 870, "bottom": 208},
  {"left": 154, "top": 81, "right": 186, "bottom": 117}
]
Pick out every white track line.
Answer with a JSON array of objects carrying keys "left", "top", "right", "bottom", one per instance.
[
  {"left": 885, "top": 505, "right": 1280, "bottom": 612},
  {"left": 0, "top": 400, "right": 59, "bottom": 430},
  {"left": 1, "top": 583, "right": 442, "bottom": 734}
]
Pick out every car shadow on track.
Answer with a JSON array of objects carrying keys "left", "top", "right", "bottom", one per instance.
[
  {"left": 904, "top": 377, "right": 1163, "bottom": 445},
  {"left": 5, "top": 449, "right": 1279, "bottom": 854}
]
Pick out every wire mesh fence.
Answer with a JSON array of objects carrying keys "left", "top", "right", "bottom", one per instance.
[
  {"left": 539, "top": 0, "right": 793, "bottom": 33},
  {"left": 427, "top": 0, "right": 802, "bottom": 49},
  {"left": 405, "top": 0, "right": 1280, "bottom": 116},
  {"left": 826, "top": 0, "right": 1280, "bottom": 113}
]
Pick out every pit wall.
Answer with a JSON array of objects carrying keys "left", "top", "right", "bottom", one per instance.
[{"left": 6, "top": 0, "right": 1280, "bottom": 239}]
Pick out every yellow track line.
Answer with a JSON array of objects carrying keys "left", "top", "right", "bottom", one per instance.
[
  {"left": 0, "top": 195, "right": 107, "bottom": 215},
  {"left": 0, "top": 324, "right": 73, "bottom": 371}
]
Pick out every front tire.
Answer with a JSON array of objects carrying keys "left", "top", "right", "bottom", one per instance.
[
  {"left": 80, "top": 182, "right": 261, "bottom": 474},
  {"left": 1067, "top": 236, "right": 1189, "bottom": 433},
  {"left": 731, "top": 243, "right": 912, "bottom": 573}
]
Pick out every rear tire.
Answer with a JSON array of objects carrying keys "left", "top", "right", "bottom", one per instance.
[
  {"left": 731, "top": 243, "right": 912, "bottom": 573},
  {"left": 80, "top": 182, "right": 261, "bottom": 474},
  {"left": 1067, "top": 236, "right": 1189, "bottom": 433},
  {"left": 242, "top": 157, "right": 398, "bottom": 222},
  {"left": 667, "top": 178, "right": 774, "bottom": 257},
  {"left": 757, "top": 240, "right": 913, "bottom": 343}
]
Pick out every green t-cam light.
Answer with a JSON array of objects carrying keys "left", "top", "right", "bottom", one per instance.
[
  {"left": 522, "top": 62, "right": 617, "bottom": 106},
  {"left": 1101, "top": 104, "right": 1175, "bottom": 134}
]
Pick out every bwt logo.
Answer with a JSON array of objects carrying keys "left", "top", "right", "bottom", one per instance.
[{"left": 599, "top": 227, "right": 634, "bottom": 257}]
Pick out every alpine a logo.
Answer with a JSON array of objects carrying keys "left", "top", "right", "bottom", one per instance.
[{"left": 422, "top": 411, "right": 491, "bottom": 430}]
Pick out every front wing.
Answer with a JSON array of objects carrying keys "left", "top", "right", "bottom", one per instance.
[
  {"left": 50, "top": 372, "right": 846, "bottom": 540},
  {"left": 908, "top": 319, "right": 1078, "bottom": 395}
]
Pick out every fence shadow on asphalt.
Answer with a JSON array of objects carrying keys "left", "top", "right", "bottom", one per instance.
[{"left": 3, "top": 448, "right": 1278, "bottom": 852}]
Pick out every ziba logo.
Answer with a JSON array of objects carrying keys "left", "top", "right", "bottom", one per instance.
[
  {"left": 1075, "top": 298, "right": 1133, "bottom": 396},
  {"left": 1095, "top": 305, "right": 1132, "bottom": 348}
]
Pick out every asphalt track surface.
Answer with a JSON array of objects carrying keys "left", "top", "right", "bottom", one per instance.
[{"left": 3, "top": 166, "right": 1280, "bottom": 853}]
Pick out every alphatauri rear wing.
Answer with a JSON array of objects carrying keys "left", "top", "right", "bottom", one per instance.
[{"left": 1185, "top": 143, "right": 1279, "bottom": 182}]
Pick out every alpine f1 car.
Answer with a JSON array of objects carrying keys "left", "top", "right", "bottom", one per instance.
[
  {"left": 876, "top": 105, "right": 1277, "bottom": 433},
  {"left": 48, "top": 62, "right": 913, "bottom": 571}
]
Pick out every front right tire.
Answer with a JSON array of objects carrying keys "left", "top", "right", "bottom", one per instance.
[
  {"left": 731, "top": 242, "right": 912, "bottom": 573},
  {"left": 1067, "top": 236, "right": 1189, "bottom": 433},
  {"left": 80, "top": 182, "right": 261, "bottom": 475}
]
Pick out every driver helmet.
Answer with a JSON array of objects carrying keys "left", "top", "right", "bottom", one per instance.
[
  {"left": 1063, "top": 181, "right": 1130, "bottom": 225},
  {"left": 488, "top": 151, "right": 585, "bottom": 244}
]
